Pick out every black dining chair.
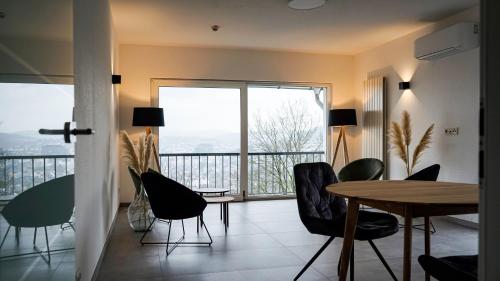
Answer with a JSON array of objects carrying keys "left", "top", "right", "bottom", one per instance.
[
  {"left": 418, "top": 254, "right": 477, "bottom": 281},
  {"left": 293, "top": 162, "right": 399, "bottom": 281},
  {"left": 337, "top": 158, "right": 384, "bottom": 182},
  {"left": 405, "top": 164, "right": 441, "bottom": 233},
  {"left": 406, "top": 164, "right": 441, "bottom": 181},
  {"left": 139, "top": 171, "right": 213, "bottom": 256}
]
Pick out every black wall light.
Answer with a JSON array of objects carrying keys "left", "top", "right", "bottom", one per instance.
[
  {"left": 399, "top": 81, "right": 410, "bottom": 90},
  {"left": 112, "top": 74, "right": 122, "bottom": 84}
]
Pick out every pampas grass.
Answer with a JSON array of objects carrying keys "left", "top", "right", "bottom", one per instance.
[
  {"left": 120, "top": 130, "right": 141, "bottom": 173},
  {"left": 389, "top": 111, "right": 434, "bottom": 176},
  {"left": 120, "top": 130, "right": 154, "bottom": 191},
  {"left": 411, "top": 124, "right": 434, "bottom": 171}
]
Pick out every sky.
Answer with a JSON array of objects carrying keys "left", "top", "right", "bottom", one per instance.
[
  {"left": 158, "top": 85, "right": 325, "bottom": 137},
  {"left": 0, "top": 83, "right": 74, "bottom": 133}
]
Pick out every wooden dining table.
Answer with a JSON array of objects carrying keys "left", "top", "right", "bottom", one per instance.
[{"left": 326, "top": 180, "right": 479, "bottom": 281}]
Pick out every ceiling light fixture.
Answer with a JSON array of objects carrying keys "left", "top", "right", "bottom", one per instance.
[{"left": 288, "top": 0, "right": 326, "bottom": 10}]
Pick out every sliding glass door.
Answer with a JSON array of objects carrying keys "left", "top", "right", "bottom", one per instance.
[
  {"left": 153, "top": 80, "right": 245, "bottom": 199},
  {"left": 247, "top": 85, "right": 327, "bottom": 197},
  {"left": 153, "top": 80, "right": 329, "bottom": 200}
]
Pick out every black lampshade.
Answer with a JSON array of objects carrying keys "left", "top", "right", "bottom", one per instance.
[
  {"left": 132, "top": 107, "right": 165, "bottom": 127},
  {"left": 329, "top": 109, "right": 357, "bottom": 127}
]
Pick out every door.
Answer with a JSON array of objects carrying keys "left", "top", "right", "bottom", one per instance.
[{"left": 152, "top": 80, "right": 246, "bottom": 201}]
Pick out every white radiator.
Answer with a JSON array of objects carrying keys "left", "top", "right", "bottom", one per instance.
[{"left": 362, "top": 77, "right": 386, "bottom": 176}]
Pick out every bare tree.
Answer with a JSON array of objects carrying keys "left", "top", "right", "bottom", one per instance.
[{"left": 249, "top": 101, "right": 323, "bottom": 195}]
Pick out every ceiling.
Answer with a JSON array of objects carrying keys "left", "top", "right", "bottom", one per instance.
[
  {"left": 0, "top": 0, "right": 73, "bottom": 41},
  {"left": 0, "top": 0, "right": 478, "bottom": 54},
  {"left": 110, "top": 0, "right": 478, "bottom": 55}
]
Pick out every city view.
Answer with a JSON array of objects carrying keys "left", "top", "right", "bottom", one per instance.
[{"left": 1, "top": 83, "right": 326, "bottom": 197}]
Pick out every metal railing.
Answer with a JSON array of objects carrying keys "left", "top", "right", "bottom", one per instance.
[
  {"left": 159, "top": 151, "right": 325, "bottom": 196},
  {"left": 0, "top": 155, "right": 75, "bottom": 197},
  {"left": 0, "top": 151, "right": 325, "bottom": 198}
]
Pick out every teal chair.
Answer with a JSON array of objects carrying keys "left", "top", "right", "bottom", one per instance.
[
  {"left": 0, "top": 175, "right": 74, "bottom": 263},
  {"left": 337, "top": 158, "right": 384, "bottom": 182}
]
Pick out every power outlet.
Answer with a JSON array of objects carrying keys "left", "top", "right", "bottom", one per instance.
[{"left": 445, "top": 127, "right": 459, "bottom": 136}]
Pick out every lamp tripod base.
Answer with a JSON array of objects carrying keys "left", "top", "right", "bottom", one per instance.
[{"left": 332, "top": 126, "right": 350, "bottom": 168}]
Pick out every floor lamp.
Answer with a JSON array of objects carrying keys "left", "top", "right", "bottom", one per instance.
[
  {"left": 329, "top": 109, "right": 357, "bottom": 167},
  {"left": 132, "top": 107, "right": 165, "bottom": 170}
]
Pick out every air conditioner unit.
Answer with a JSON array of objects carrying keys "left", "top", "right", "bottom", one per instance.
[{"left": 415, "top": 22, "right": 479, "bottom": 61}]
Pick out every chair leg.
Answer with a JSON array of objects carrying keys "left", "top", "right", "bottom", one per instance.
[
  {"left": 140, "top": 218, "right": 157, "bottom": 245},
  {"left": 33, "top": 227, "right": 37, "bottom": 245},
  {"left": 368, "top": 240, "right": 398, "bottom": 281},
  {"left": 350, "top": 243, "right": 354, "bottom": 281},
  {"left": 294, "top": 236, "right": 335, "bottom": 281},
  {"left": 0, "top": 226, "right": 11, "bottom": 250},
  {"left": 44, "top": 227, "right": 51, "bottom": 264}
]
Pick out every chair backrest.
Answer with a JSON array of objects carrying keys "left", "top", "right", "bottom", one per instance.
[
  {"left": 406, "top": 164, "right": 441, "bottom": 181},
  {"left": 128, "top": 166, "right": 142, "bottom": 195},
  {"left": 338, "top": 158, "right": 384, "bottom": 182},
  {"left": 293, "top": 162, "right": 347, "bottom": 228},
  {"left": 140, "top": 171, "right": 207, "bottom": 220},
  {"left": 1, "top": 174, "right": 75, "bottom": 227}
]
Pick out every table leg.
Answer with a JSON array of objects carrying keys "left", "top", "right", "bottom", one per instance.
[
  {"left": 403, "top": 207, "right": 413, "bottom": 281},
  {"left": 338, "top": 199, "right": 360, "bottom": 281},
  {"left": 424, "top": 216, "right": 431, "bottom": 281}
]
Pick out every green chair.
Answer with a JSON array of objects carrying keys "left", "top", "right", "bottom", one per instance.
[
  {"left": 0, "top": 175, "right": 74, "bottom": 264},
  {"left": 337, "top": 158, "right": 384, "bottom": 182}
]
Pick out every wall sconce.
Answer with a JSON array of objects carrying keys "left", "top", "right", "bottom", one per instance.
[
  {"left": 399, "top": 81, "right": 410, "bottom": 90},
  {"left": 112, "top": 74, "right": 122, "bottom": 84}
]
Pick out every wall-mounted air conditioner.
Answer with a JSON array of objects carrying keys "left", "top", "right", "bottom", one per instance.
[{"left": 415, "top": 22, "right": 479, "bottom": 61}]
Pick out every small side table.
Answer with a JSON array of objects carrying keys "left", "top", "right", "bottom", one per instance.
[
  {"left": 197, "top": 196, "right": 234, "bottom": 234},
  {"left": 192, "top": 188, "right": 230, "bottom": 222}
]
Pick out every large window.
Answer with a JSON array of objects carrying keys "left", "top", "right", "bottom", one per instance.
[
  {"left": 154, "top": 80, "right": 329, "bottom": 199},
  {"left": 248, "top": 85, "right": 326, "bottom": 196},
  {"left": 0, "top": 82, "right": 74, "bottom": 195},
  {"left": 157, "top": 82, "right": 242, "bottom": 196}
]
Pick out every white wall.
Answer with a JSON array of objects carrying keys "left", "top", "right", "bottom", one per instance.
[
  {"left": 74, "top": 0, "right": 120, "bottom": 280},
  {"left": 118, "top": 45, "right": 357, "bottom": 202},
  {"left": 354, "top": 6, "right": 480, "bottom": 222}
]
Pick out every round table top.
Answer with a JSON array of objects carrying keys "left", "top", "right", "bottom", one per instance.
[
  {"left": 204, "top": 196, "right": 235, "bottom": 203},
  {"left": 326, "top": 180, "right": 479, "bottom": 206},
  {"left": 192, "top": 188, "right": 230, "bottom": 194}
]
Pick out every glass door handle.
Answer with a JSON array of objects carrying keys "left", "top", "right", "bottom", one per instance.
[{"left": 39, "top": 122, "right": 94, "bottom": 143}]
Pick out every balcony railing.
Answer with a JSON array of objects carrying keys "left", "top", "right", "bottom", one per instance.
[
  {"left": 159, "top": 151, "right": 325, "bottom": 196},
  {"left": 0, "top": 151, "right": 325, "bottom": 198},
  {"left": 0, "top": 155, "right": 75, "bottom": 197}
]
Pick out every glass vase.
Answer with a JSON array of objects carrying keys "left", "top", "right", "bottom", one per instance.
[{"left": 127, "top": 186, "right": 153, "bottom": 232}]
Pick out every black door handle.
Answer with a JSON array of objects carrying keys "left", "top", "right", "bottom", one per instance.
[{"left": 39, "top": 122, "right": 94, "bottom": 143}]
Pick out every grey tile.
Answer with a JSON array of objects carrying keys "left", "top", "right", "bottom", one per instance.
[{"left": 92, "top": 201, "right": 478, "bottom": 281}]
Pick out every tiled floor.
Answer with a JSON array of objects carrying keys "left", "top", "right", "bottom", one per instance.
[
  {"left": 0, "top": 218, "right": 75, "bottom": 281},
  {"left": 96, "top": 200, "right": 478, "bottom": 281}
]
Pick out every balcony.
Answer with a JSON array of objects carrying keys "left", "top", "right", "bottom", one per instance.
[
  {"left": 0, "top": 152, "right": 325, "bottom": 198},
  {"left": 0, "top": 155, "right": 75, "bottom": 198}
]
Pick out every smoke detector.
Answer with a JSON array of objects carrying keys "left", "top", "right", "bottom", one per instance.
[{"left": 288, "top": 0, "right": 326, "bottom": 10}]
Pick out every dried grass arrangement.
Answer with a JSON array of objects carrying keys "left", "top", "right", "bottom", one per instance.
[
  {"left": 389, "top": 111, "right": 434, "bottom": 176},
  {"left": 120, "top": 130, "right": 155, "bottom": 181}
]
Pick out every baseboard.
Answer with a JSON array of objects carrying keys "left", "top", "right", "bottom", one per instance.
[
  {"left": 90, "top": 207, "right": 120, "bottom": 281},
  {"left": 445, "top": 215, "right": 479, "bottom": 229}
]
